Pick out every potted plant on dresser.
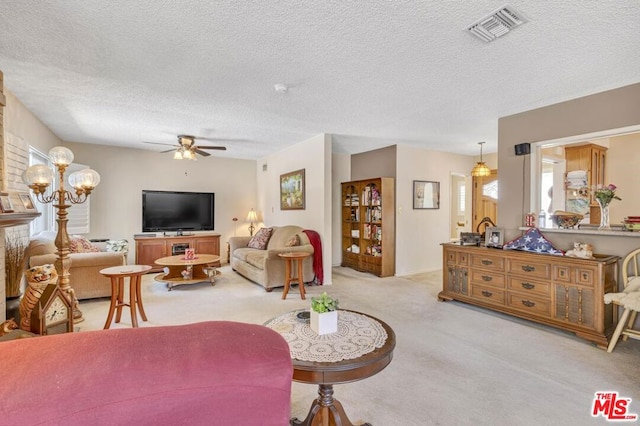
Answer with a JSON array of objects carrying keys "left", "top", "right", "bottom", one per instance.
[{"left": 310, "top": 292, "right": 339, "bottom": 335}]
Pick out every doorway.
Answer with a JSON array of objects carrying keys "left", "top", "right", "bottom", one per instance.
[
  {"left": 450, "top": 173, "right": 471, "bottom": 240},
  {"left": 472, "top": 170, "right": 498, "bottom": 234}
]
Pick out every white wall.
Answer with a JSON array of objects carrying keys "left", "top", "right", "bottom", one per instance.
[
  {"left": 257, "top": 134, "right": 333, "bottom": 284},
  {"left": 66, "top": 142, "right": 257, "bottom": 263},
  {"left": 395, "top": 144, "right": 475, "bottom": 274}
]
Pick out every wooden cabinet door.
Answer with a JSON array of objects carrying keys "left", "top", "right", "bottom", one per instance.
[
  {"left": 194, "top": 237, "right": 220, "bottom": 256},
  {"left": 136, "top": 239, "right": 167, "bottom": 267}
]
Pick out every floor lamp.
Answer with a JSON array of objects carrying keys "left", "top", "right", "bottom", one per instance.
[{"left": 23, "top": 146, "right": 100, "bottom": 323}]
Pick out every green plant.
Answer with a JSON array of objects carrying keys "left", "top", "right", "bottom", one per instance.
[{"left": 311, "top": 292, "right": 339, "bottom": 313}]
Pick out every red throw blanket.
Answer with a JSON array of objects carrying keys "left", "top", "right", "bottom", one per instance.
[{"left": 303, "top": 230, "right": 323, "bottom": 285}]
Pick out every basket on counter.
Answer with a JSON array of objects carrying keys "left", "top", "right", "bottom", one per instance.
[{"left": 550, "top": 211, "right": 584, "bottom": 229}]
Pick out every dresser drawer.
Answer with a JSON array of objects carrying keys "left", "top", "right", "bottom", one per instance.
[
  {"left": 470, "top": 254, "right": 505, "bottom": 271},
  {"left": 507, "top": 259, "right": 550, "bottom": 280},
  {"left": 507, "top": 277, "right": 551, "bottom": 298},
  {"left": 470, "top": 269, "right": 505, "bottom": 288},
  {"left": 446, "top": 249, "right": 469, "bottom": 266},
  {"left": 506, "top": 293, "right": 551, "bottom": 317},
  {"left": 471, "top": 285, "right": 505, "bottom": 305}
]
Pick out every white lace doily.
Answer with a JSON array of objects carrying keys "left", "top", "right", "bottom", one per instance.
[{"left": 265, "top": 310, "right": 387, "bottom": 362}]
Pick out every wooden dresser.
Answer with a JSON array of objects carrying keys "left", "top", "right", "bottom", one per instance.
[{"left": 439, "top": 244, "right": 619, "bottom": 348}]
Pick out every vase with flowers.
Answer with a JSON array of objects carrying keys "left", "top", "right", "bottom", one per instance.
[{"left": 593, "top": 184, "right": 621, "bottom": 230}]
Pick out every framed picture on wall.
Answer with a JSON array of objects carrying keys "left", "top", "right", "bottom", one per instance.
[
  {"left": 413, "top": 180, "right": 440, "bottom": 209},
  {"left": 0, "top": 192, "right": 14, "bottom": 213},
  {"left": 280, "top": 169, "right": 305, "bottom": 210}
]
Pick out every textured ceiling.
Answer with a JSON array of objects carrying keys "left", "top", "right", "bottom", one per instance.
[{"left": 0, "top": 1, "right": 639, "bottom": 160}]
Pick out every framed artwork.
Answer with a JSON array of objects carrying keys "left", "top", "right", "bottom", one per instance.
[
  {"left": 485, "top": 227, "right": 504, "bottom": 248},
  {"left": 0, "top": 193, "right": 14, "bottom": 213},
  {"left": 19, "top": 193, "right": 36, "bottom": 211},
  {"left": 280, "top": 169, "right": 305, "bottom": 210},
  {"left": 413, "top": 180, "right": 440, "bottom": 209}
]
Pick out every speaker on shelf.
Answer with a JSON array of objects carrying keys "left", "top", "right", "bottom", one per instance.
[{"left": 515, "top": 143, "right": 531, "bottom": 156}]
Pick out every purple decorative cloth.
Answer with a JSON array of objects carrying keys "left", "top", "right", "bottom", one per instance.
[{"left": 503, "top": 227, "right": 565, "bottom": 256}]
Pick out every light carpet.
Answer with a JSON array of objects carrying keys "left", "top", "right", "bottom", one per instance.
[{"left": 77, "top": 266, "right": 640, "bottom": 426}]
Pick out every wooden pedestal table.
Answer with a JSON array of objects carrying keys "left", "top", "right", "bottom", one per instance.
[
  {"left": 100, "top": 265, "right": 151, "bottom": 329},
  {"left": 265, "top": 310, "right": 395, "bottom": 426},
  {"left": 278, "top": 252, "right": 311, "bottom": 300},
  {"left": 153, "top": 254, "right": 221, "bottom": 291}
]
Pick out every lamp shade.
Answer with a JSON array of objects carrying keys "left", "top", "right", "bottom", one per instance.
[
  {"left": 48, "top": 146, "right": 74, "bottom": 166},
  {"left": 471, "top": 162, "right": 491, "bottom": 177},
  {"left": 246, "top": 209, "right": 258, "bottom": 222},
  {"left": 471, "top": 141, "right": 491, "bottom": 177},
  {"left": 182, "top": 149, "right": 195, "bottom": 160},
  {"left": 173, "top": 150, "right": 183, "bottom": 160},
  {"left": 23, "top": 164, "right": 54, "bottom": 185},
  {"left": 68, "top": 168, "right": 101, "bottom": 190}
]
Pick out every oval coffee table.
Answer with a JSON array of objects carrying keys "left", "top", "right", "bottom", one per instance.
[
  {"left": 265, "top": 310, "right": 395, "bottom": 426},
  {"left": 154, "top": 254, "right": 221, "bottom": 290}
]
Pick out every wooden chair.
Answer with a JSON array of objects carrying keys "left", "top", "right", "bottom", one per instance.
[{"left": 606, "top": 248, "right": 640, "bottom": 352}]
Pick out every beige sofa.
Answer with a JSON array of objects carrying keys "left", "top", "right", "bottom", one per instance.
[
  {"left": 229, "top": 225, "right": 314, "bottom": 291},
  {"left": 28, "top": 231, "right": 127, "bottom": 300}
]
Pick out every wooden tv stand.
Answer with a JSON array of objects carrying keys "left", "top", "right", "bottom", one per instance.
[{"left": 135, "top": 233, "right": 221, "bottom": 272}]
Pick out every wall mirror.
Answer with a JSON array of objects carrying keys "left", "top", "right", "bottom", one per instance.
[{"left": 530, "top": 127, "right": 640, "bottom": 228}]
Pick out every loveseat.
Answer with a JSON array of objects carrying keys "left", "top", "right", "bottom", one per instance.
[
  {"left": 229, "top": 225, "right": 314, "bottom": 291},
  {"left": 28, "top": 231, "right": 126, "bottom": 300},
  {"left": 0, "top": 321, "right": 293, "bottom": 425}
]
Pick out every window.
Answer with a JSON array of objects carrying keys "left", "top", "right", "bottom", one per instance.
[
  {"left": 458, "top": 182, "right": 466, "bottom": 214},
  {"left": 28, "top": 148, "right": 52, "bottom": 235}
]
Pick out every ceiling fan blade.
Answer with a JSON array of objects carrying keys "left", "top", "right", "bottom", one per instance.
[
  {"left": 196, "top": 145, "right": 227, "bottom": 150},
  {"left": 143, "top": 141, "right": 178, "bottom": 147},
  {"left": 160, "top": 149, "right": 175, "bottom": 153},
  {"left": 197, "top": 137, "right": 250, "bottom": 143},
  {"left": 194, "top": 149, "right": 211, "bottom": 157}
]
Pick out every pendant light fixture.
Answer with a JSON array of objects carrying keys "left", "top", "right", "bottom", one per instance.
[{"left": 471, "top": 141, "right": 491, "bottom": 177}]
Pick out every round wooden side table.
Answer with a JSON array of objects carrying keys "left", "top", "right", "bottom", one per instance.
[
  {"left": 265, "top": 310, "right": 395, "bottom": 425},
  {"left": 278, "top": 252, "right": 311, "bottom": 300},
  {"left": 99, "top": 264, "right": 151, "bottom": 329}
]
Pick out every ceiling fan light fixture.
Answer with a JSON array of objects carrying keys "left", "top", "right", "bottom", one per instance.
[
  {"left": 173, "top": 150, "right": 183, "bottom": 160},
  {"left": 471, "top": 142, "right": 492, "bottom": 177},
  {"left": 182, "top": 149, "right": 195, "bottom": 160}
]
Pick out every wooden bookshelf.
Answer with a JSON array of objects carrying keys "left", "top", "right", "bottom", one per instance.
[{"left": 341, "top": 177, "right": 395, "bottom": 277}]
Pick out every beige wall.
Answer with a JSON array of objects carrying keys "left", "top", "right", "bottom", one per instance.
[
  {"left": 257, "top": 134, "right": 333, "bottom": 284},
  {"left": 332, "top": 153, "right": 351, "bottom": 266},
  {"left": 607, "top": 133, "right": 640, "bottom": 224},
  {"left": 66, "top": 142, "right": 257, "bottom": 264},
  {"left": 395, "top": 145, "right": 475, "bottom": 274},
  {"left": 351, "top": 145, "right": 396, "bottom": 180},
  {"left": 498, "top": 82, "right": 640, "bottom": 260}
]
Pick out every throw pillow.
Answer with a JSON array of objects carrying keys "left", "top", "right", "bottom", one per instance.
[
  {"left": 285, "top": 234, "right": 300, "bottom": 247},
  {"left": 106, "top": 239, "right": 129, "bottom": 254},
  {"left": 248, "top": 227, "right": 273, "bottom": 250},
  {"left": 69, "top": 235, "right": 101, "bottom": 253}
]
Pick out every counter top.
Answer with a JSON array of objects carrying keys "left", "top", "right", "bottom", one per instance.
[{"left": 519, "top": 226, "right": 640, "bottom": 238}]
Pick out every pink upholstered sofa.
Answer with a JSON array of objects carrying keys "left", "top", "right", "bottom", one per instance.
[{"left": 0, "top": 321, "right": 293, "bottom": 425}]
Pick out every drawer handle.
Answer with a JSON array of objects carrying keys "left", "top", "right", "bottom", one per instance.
[
  {"left": 521, "top": 265, "right": 535, "bottom": 272},
  {"left": 481, "top": 259, "right": 493, "bottom": 265},
  {"left": 481, "top": 290, "right": 493, "bottom": 297},
  {"left": 521, "top": 282, "right": 535, "bottom": 290},
  {"left": 521, "top": 300, "right": 536, "bottom": 308},
  {"left": 481, "top": 275, "right": 493, "bottom": 282}
]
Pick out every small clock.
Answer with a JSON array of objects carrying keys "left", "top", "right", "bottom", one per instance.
[{"left": 30, "top": 284, "right": 73, "bottom": 335}]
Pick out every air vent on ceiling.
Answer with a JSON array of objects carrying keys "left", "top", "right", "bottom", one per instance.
[{"left": 466, "top": 5, "right": 527, "bottom": 42}]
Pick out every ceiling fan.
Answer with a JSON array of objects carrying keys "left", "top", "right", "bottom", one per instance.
[{"left": 144, "top": 135, "right": 227, "bottom": 160}]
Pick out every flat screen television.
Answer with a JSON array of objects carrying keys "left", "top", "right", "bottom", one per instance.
[{"left": 142, "top": 190, "right": 214, "bottom": 232}]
